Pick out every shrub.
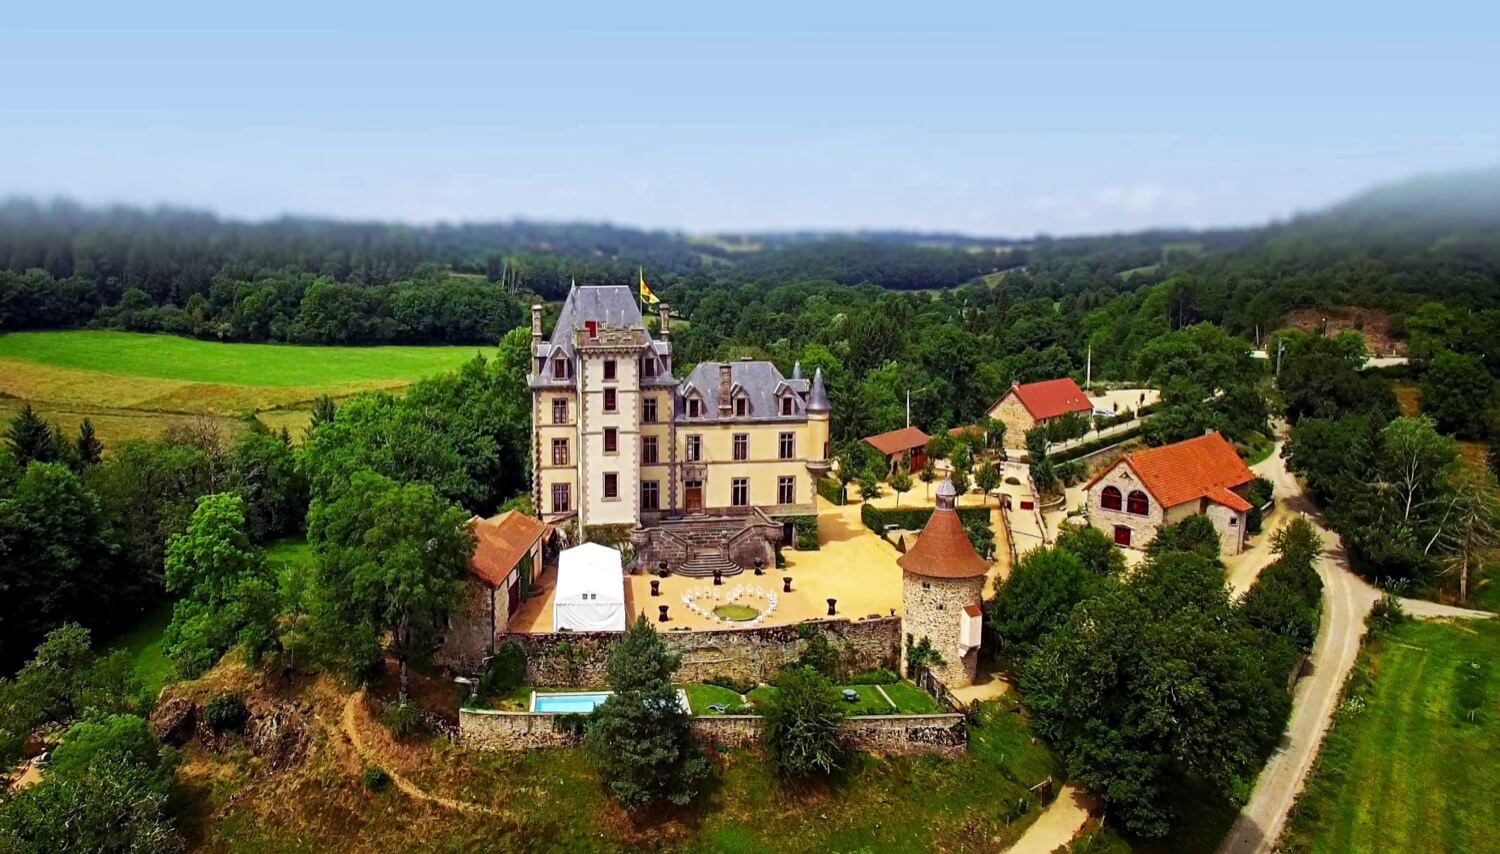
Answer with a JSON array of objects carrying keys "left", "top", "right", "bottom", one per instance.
[
  {"left": 1054, "top": 525, "right": 1126, "bottom": 576},
  {"left": 904, "top": 635, "right": 945, "bottom": 678},
  {"left": 860, "top": 504, "right": 990, "bottom": 536},
  {"left": 796, "top": 631, "right": 841, "bottom": 679},
  {"left": 379, "top": 700, "right": 425, "bottom": 740},
  {"left": 705, "top": 675, "right": 756, "bottom": 695},
  {"left": 360, "top": 765, "right": 391, "bottom": 791},
  {"left": 763, "top": 665, "right": 848, "bottom": 777},
  {"left": 203, "top": 694, "right": 249, "bottom": 733},
  {"left": 845, "top": 668, "right": 899, "bottom": 685},
  {"left": 816, "top": 477, "right": 845, "bottom": 506},
  {"left": 987, "top": 547, "right": 1097, "bottom": 660},
  {"left": 788, "top": 515, "right": 820, "bottom": 550},
  {"left": 1367, "top": 594, "right": 1405, "bottom": 635},
  {"left": 479, "top": 641, "right": 527, "bottom": 698}
]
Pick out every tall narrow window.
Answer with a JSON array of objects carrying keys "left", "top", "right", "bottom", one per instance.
[
  {"left": 731, "top": 478, "right": 749, "bottom": 507},
  {"left": 552, "top": 398, "right": 568, "bottom": 425},
  {"left": 552, "top": 358, "right": 567, "bottom": 379},
  {"left": 686, "top": 435, "right": 702, "bottom": 462},
  {"left": 603, "top": 388, "right": 617, "bottom": 412},
  {"left": 777, "top": 476, "right": 795, "bottom": 505},
  {"left": 604, "top": 427, "right": 618, "bottom": 453},
  {"left": 781, "top": 396, "right": 794, "bottom": 416},
  {"left": 585, "top": 320, "right": 598, "bottom": 338},
  {"left": 643, "top": 397, "right": 658, "bottom": 423},
  {"left": 733, "top": 433, "right": 749, "bottom": 461},
  {"left": 641, "top": 480, "right": 660, "bottom": 511},
  {"left": 642, "top": 436, "right": 659, "bottom": 465},
  {"left": 603, "top": 359, "right": 616, "bottom": 381},
  {"left": 603, "top": 472, "right": 619, "bottom": 499},
  {"left": 779, "top": 431, "right": 795, "bottom": 460},
  {"left": 551, "top": 438, "right": 569, "bottom": 467},
  {"left": 735, "top": 397, "right": 749, "bottom": 417},
  {"left": 551, "top": 483, "right": 571, "bottom": 513},
  {"left": 642, "top": 357, "right": 657, "bottom": 378},
  {"left": 687, "top": 398, "right": 702, "bottom": 418}
]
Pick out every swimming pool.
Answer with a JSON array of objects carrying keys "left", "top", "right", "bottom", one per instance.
[
  {"left": 529, "top": 690, "right": 693, "bottom": 714},
  {"left": 531, "top": 691, "right": 612, "bottom": 713}
]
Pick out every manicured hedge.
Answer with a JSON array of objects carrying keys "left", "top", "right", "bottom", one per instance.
[
  {"left": 817, "top": 477, "right": 845, "bottom": 506},
  {"left": 860, "top": 504, "right": 990, "bottom": 535},
  {"left": 1051, "top": 425, "right": 1144, "bottom": 464}
]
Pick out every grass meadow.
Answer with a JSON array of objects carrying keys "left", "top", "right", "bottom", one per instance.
[
  {"left": 0, "top": 330, "right": 494, "bottom": 444},
  {"left": 1279, "top": 618, "right": 1500, "bottom": 853}
]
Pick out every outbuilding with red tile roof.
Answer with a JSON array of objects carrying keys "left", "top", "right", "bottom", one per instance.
[
  {"left": 437, "top": 510, "right": 552, "bottom": 673},
  {"left": 862, "top": 425, "right": 931, "bottom": 472},
  {"left": 1081, "top": 431, "right": 1256, "bottom": 555},
  {"left": 987, "top": 378, "right": 1093, "bottom": 450}
]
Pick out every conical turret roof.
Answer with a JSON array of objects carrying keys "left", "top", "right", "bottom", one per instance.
[{"left": 897, "top": 478, "right": 989, "bottom": 579}]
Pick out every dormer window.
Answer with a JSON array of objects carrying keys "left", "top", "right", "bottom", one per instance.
[
  {"left": 552, "top": 358, "right": 568, "bottom": 380},
  {"left": 734, "top": 397, "right": 749, "bottom": 417},
  {"left": 585, "top": 320, "right": 598, "bottom": 339},
  {"left": 780, "top": 396, "right": 794, "bottom": 416},
  {"left": 642, "top": 357, "right": 657, "bottom": 378},
  {"left": 687, "top": 397, "right": 703, "bottom": 418}
]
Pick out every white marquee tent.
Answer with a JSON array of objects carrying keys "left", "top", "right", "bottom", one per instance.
[{"left": 552, "top": 542, "right": 627, "bottom": 632}]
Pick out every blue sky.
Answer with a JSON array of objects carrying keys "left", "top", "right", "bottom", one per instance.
[{"left": 3, "top": 3, "right": 1497, "bottom": 236}]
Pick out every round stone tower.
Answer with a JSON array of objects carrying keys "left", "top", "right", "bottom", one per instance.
[{"left": 898, "top": 478, "right": 988, "bottom": 687}]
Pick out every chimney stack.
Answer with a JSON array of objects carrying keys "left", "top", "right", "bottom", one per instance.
[
  {"left": 658, "top": 303, "right": 671, "bottom": 339},
  {"left": 719, "top": 364, "right": 733, "bottom": 416},
  {"left": 530, "top": 304, "right": 543, "bottom": 355}
]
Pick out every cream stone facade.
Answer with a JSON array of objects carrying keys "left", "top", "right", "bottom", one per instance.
[
  {"left": 989, "top": 393, "right": 1038, "bottom": 451},
  {"left": 1082, "top": 432, "right": 1253, "bottom": 555},
  {"left": 529, "top": 285, "right": 830, "bottom": 568}
]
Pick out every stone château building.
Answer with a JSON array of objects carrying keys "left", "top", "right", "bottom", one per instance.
[
  {"left": 529, "top": 284, "right": 831, "bottom": 576},
  {"left": 898, "top": 478, "right": 988, "bottom": 687}
]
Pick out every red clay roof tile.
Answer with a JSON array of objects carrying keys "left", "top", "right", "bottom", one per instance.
[
  {"left": 863, "top": 426, "right": 931, "bottom": 456},
  {"left": 898, "top": 506, "right": 990, "bottom": 579},
  {"left": 1086, "top": 432, "right": 1254, "bottom": 512},
  {"left": 1006, "top": 378, "right": 1092, "bottom": 421},
  {"left": 468, "top": 510, "right": 548, "bottom": 588}
]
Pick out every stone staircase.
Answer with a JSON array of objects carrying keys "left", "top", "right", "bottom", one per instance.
[{"left": 677, "top": 550, "right": 743, "bottom": 578}]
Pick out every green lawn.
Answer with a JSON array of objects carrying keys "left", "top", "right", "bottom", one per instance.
[
  {"left": 1279, "top": 618, "right": 1500, "bottom": 853},
  {"left": 265, "top": 536, "right": 315, "bottom": 572},
  {"left": 682, "top": 683, "right": 747, "bottom": 714},
  {"left": 0, "top": 330, "right": 493, "bottom": 386},
  {"left": 746, "top": 679, "right": 941, "bottom": 716},
  {"left": 107, "top": 604, "right": 174, "bottom": 700}
]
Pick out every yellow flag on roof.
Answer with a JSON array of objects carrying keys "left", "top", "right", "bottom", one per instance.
[{"left": 639, "top": 268, "right": 660, "bottom": 305}]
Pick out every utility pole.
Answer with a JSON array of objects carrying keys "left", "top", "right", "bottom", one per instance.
[
  {"left": 906, "top": 389, "right": 911, "bottom": 428},
  {"left": 1276, "top": 339, "right": 1287, "bottom": 380},
  {"left": 1085, "top": 344, "right": 1092, "bottom": 390}
]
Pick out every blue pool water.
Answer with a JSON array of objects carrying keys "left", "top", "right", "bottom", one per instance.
[{"left": 532, "top": 691, "right": 612, "bottom": 713}]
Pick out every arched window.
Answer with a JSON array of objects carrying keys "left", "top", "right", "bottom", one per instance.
[
  {"left": 1127, "top": 490, "right": 1149, "bottom": 515},
  {"left": 1101, "top": 485, "right": 1122, "bottom": 511}
]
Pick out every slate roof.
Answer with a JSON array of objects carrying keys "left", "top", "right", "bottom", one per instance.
[
  {"left": 1085, "top": 432, "right": 1254, "bottom": 512},
  {"left": 806, "top": 368, "right": 830, "bottom": 413},
  {"left": 468, "top": 511, "right": 548, "bottom": 588},
  {"left": 863, "top": 426, "right": 931, "bottom": 456},
  {"left": 999, "top": 378, "right": 1092, "bottom": 421},
  {"left": 678, "top": 360, "right": 807, "bottom": 422}
]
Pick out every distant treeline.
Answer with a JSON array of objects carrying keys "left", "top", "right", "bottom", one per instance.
[{"left": 3, "top": 169, "right": 1499, "bottom": 347}]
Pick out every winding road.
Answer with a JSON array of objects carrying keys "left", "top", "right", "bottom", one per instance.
[{"left": 1217, "top": 441, "right": 1492, "bottom": 854}]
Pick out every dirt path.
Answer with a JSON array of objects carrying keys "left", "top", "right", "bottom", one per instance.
[
  {"left": 1217, "top": 442, "right": 1492, "bottom": 854},
  {"left": 1006, "top": 784, "right": 1095, "bottom": 854},
  {"left": 339, "top": 692, "right": 507, "bottom": 817}
]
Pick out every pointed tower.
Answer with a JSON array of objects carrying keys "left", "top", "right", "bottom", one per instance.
[
  {"left": 898, "top": 478, "right": 988, "bottom": 686},
  {"left": 804, "top": 366, "right": 832, "bottom": 483}
]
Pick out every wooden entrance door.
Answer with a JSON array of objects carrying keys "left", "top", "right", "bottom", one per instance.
[
  {"left": 1113, "top": 525, "right": 1132, "bottom": 547},
  {"left": 685, "top": 480, "right": 704, "bottom": 514}
]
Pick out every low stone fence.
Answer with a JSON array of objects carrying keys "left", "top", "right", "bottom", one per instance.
[
  {"left": 459, "top": 707, "right": 966, "bottom": 756},
  {"left": 506, "top": 616, "right": 902, "bottom": 687}
]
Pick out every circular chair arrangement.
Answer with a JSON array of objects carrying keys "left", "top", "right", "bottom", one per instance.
[{"left": 681, "top": 584, "right": 779, "bottom": 627}]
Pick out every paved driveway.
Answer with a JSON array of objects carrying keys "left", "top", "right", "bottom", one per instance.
[{"left": 1217, "top": 442, "right": 1491, "bottom": 854}]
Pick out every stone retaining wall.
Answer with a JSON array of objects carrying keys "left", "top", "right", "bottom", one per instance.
[
  {"left": 506, "top": 616, "right": 902, "bottom": 686},
  {"left": 459, "top": 707, "right": 966, "bottom": 756}
]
